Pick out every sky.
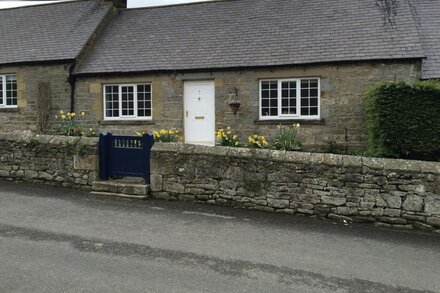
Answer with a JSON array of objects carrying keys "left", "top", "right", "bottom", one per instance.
[{"left": 0, "top": 0, "right": 208, "bottom": 9}]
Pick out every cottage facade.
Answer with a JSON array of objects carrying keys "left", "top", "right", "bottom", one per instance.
[{"left": 1, "top": 0, "right": 439, "bottom": 149}]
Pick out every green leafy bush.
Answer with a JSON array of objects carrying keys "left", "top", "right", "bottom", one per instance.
[
  {"left": 271, "top": 124, "right": 302, "bottom": 151},
  {"left": 364, "top": 81, "right": 440, "bottom": 161}
]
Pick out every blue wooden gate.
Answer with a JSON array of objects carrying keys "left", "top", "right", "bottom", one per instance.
[{"left": 99, "top": 132, "right": 154, "bottom": 183}]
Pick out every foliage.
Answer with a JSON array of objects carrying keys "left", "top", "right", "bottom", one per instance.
[
  {"left": 322, "top": 139, "right": 338, "bottom": 153},
  {"left": 136, "top": 129, "right": 181, "bottom": 142},
  {"left": 364, "top": 81, "right": 440, "bottom": 161},
  {"left": 75, "top": 142, "right": 87, "bottom": 157},
  {"left": 55, "top": 111, "right": 97, "bottom": 137},
  {"left": 84, "top": 128, "right": 98, "bottom": 137},
  {"left": 247, "top": 134, "right": 269, "bottom": 149},
  {"left": 216, "top": 127, "right": 241, "bottom": 147},
  {"left": 271, "top": 124, "right": 302, "bottom": 151},
  {"left": 26, "top": 138, "right": 40, "bottom": 148}
]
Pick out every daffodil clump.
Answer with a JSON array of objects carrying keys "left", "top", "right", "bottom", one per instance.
[
  {"left": 136, "top": 128, "right": 181, "bottom": 142},
  {"left": 247, "top": 134, "right": 269, "bottom": 149},
  {"left": 55, "top": 111, "right": 93, "bottom": 136},
  {"left": 216, "top": 127, "right": 240, "bottom": 147},
  {"left": 271, "top": 123, "right": 302, "bottom": 151}
]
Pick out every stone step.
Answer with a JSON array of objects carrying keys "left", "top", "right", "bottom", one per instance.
[{"left": 91, "top": 179, "right": 150, "bottom": 199}]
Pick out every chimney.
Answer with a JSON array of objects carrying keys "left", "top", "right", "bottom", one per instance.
[
  {"left": 101, "top": 0, "right": 127, "bottom": 9},
  {"left": 112, "top": 0, "right": 127, "bottom": 8}
]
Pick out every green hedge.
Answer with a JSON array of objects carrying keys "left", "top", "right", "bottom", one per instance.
[{"left": 364, "top": 81, "right": 440, "bottom": 161}]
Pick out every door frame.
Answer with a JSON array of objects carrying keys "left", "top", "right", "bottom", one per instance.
[{"left": 183, "top": 80, "right": 216, "bottom": 145}]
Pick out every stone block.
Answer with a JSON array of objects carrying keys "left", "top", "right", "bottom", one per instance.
[
  {"left": 381, "top": 194, "right": 402, "bottom": 209},
  {"left": 321, "top": 196, "right": 346, "bottom": 206},
  {"left": 402, "top": 195, "right": 423, "bottom": 212},
  {"left": 152, "top": 192, "right": 171, "bottom": 200},
  {"left": 413, "top": 221, "right": 433, "bottom": 231},
  {"left": 427, "top": 216, "right": 440, "bottom": 227},
  {"left": 377, "top": 217, "right": 408, "bottom": 224},
  {"left": 336, "top": 207, "right": 358, "bottom": 216},
  {"left": 425, "top": 196, "right": 440, "bottom": 215},
  {"left": 73, "top": 155, "right": 98, "bottom": 171},
  {"left": 150, "top": 174, "right": 163, "bottom": 192},
  {"left": 267, "top": 198, "right": 289, "bottom": 209},
  {"left": 383, "top": 209, "right": 401, "bottom": 217},
  {"left": 164, "top": 181, "right": 185, "bottom": 194}
]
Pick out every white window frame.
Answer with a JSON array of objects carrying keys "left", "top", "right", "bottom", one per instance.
[
  {"left": 259, "top": 77, "right": 320, "bottom": 120},
  {"left": 103, "top": 83, "right": 153, "bottom": 121},
  {"left": 0, "top": 74, "right": 18, "bottom": 109}
]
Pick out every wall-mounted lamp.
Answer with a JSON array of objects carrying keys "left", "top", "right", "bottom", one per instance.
[{"left": 228, "top": 87, "right": 241, "bottom": 116}]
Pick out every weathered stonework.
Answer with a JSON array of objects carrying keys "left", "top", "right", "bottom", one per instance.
[
  {"left": 149, "top": 143, "right": 440, "bottom": 232},
  {"left": 1, "top": 134, "right": 439, "bottom": 232},
  {"left": 0, "top": 64, "right": 71, "bottom": 133},
  {"left": 75, "top": 60, "right": 421, "bottom": 149},
  {"left": 0, "top": 133, "right": 98, "bottom": 189}
]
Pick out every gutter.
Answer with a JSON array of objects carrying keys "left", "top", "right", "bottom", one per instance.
[{"left": 67, "top": 63, "right": 76, "bottom": 113}]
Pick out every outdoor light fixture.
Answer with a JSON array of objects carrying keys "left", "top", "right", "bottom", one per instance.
[{"left": 228, "top": 87, "right": 241, "bottom": 116}]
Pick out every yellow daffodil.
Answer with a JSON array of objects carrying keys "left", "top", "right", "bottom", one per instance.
[
  {"left": 160, "top": 129, "right": 167, "bottom": 135},
  {"left": 71, "top": 112, "right": 76, "bottom": 118},
  {"left": 60, "top": 110, "right": 64, "bottom": 115},
  {"left": 61, "top": 114, "right": 66, "bottom": 119},
  {"left": 81, "top": 112, "right": 86, "bottom": 116}
]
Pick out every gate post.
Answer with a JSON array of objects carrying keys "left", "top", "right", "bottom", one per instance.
[
  {"left": 143, "top": 133, "right": 155, "bottom": 184},
  {"left": 99, "top": 132, "right": 112, "bottom": 181}
]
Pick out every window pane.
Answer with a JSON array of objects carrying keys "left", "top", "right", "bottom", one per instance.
[
  {"left": 5, "top": 75, "right": 17, "bottom": 106},
  {"left": 121, "top": 86, "right": 134, "bottom": 116},
  {"left": 300, "top": 79, "right": 319, "bottom": 116},
  {"left": 281, "top": 80, "right": 297, "bottom": 115},
  {"left": 0, "top": 77, "right": 3, "bottom": 105},
  {"left": 137, "top": 84, "right": 152, "bottom": 117},
  {"left": 104, "top": 85, "right": 119, "bottom": 117},
  {"left": 260, "top": 81, "right": 278, "bottom": 117}
]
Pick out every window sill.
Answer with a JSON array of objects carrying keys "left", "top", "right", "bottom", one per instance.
[
  {"left": 99, "top": 120, "right": 155, "bottom": 126},
  {"left": 0, "top": 107, "right": 19, "bottom": 112},
  {"left": 254, "top": 118, "right": 325, "bottom": 125}
]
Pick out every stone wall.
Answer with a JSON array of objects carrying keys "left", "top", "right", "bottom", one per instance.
[
  {"left": 150, "top": 143, "right": 440, "bottom": 232},
  {"left": 0, "top": 63, "right": 71, "bottom": 133},
  {"left": 1, "top": 134, "right": 439, "bottom": 232},
  {"left": 0, "top": 133, "right": 98, "bottom": 189},
  {"left": 75, "top": 60, "right": 421, "bottom": 149}
]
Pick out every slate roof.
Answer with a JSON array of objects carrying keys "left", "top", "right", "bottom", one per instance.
[
  {"left": 411, "top": 0, "right": 440, "bottom": 79},
  {"left": 0, "top": 0, "right": 112, "bottom": 66},
  {"left": 75, "top": 0, "right": 426, "bottom": 75}
]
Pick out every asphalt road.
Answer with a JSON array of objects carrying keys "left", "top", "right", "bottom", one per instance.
[{"left": 0, "top": 180, "right": 439, "bottom": 293}]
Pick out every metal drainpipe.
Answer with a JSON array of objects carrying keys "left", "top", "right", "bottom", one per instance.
[{"left": 67, "top": 63, "right": 76, "bottom": 113}]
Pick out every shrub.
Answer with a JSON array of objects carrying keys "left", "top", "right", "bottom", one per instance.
[
  {"left": 247, "top": 134, "right": 269, "bottom": 149},
  {"left": 216, "top": 127, "right": 240, "bottom": 147},
  {"left": 364, "top": 81, "right": 440, "bottom": 161},
  {"left": 271, "top": 124, "right": 302, "bottom": 151},
  {"left": 322, "top": 139, "right": 338, "bottom": 153}
]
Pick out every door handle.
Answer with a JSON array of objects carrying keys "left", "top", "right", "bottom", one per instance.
[{"left": 186, "top": 110, "right": 188, "bottom": 117}]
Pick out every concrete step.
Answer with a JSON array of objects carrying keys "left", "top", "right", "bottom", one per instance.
[{"left": 91, "top": 179, "right": 150, "bottom": 199}]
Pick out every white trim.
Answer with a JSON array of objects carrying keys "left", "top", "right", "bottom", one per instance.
[
  {"left": 102, "top": 83, "right": 153, "bottom": 121},
  {"left": 0, "top": 74, "right": 18, "bottom": 108},
  {"left": 259, "top": 77, "right": 320, "bottom": 120}
]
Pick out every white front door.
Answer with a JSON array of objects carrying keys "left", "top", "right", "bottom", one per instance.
[{"left": 184, "top": 81, "right": 215, "bottom": 146}]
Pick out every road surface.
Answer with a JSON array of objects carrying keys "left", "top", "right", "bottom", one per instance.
[{"left": 0, "top": 180, "right": 439, "bottom": 292}]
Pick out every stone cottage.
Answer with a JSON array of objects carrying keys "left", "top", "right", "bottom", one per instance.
[{"left": 1, "top": 0, "right": 439, "bottom": 149}]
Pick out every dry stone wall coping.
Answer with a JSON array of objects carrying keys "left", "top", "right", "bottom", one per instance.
[{"left": 151, "top": 142, "right": 440, "bottom": 174}]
